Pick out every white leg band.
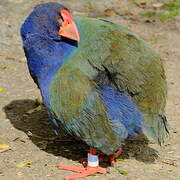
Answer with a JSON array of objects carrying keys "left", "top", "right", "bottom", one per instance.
[{"left": 87, "top": 153, "right": 99, "bottom": 167}]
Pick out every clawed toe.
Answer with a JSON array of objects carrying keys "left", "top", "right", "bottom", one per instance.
[{"left": 59, "top": 165, "right": 107, "bottom": 180}]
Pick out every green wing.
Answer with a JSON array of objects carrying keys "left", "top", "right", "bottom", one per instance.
[
  {"left": 50, "top": 17, "right": 168, "bottom": 146},
  {"left": 72, "top": 17, "right": 168, "bottom": 144},
  {"left": 49, "top": 66, "right": 128, "bottom": 154}
]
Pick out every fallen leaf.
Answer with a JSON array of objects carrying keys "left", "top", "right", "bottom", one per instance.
[
  {"left": 13, "top": 137, "right": 25, "bottom": 143},
  {"left": 0, "top": 142, "right": 9, "bottom": 149},
  {"left": 104, "top": 8, "right": 116, "bottom": 17},
  {"left": 135, "top": 1, "right": 147, "bottom": 8},
  {"left": 116, "top": 158, "right": 124, "bottom": 161},
  {"left": 152, "top": 3, "right": 164, "bottom": 9},
  {"left": 161, "top": 159, "right": 178, "bottom": 167},
  {"left": 116, "top": 168, "right": 128, "bottom": 175},
  {"left": 0, "top": 142, "right": 10, "bottom": 153},
  {"left": 16, "top": 160, "right": 32, "bottom": 167},
  {"left": 64, "top": 149, "right": 70, "bottom": 152},
  {"left": 37, "top": 141, "right": 48, "bottom": 150},
  {"left": 26, "top": 105, "right": 42, "bottom": 114},
  {"left": 83, "top": 2, "right": 95, "bottom": 11},
  {"left": 16, "top": 172, "right": 23, "bottom": 177},
  {"left": 0, "top": 88, "right": 4, "bottom": 92},
  {"left": 25, "top": 98, "right": 45, "bottom": 114}
]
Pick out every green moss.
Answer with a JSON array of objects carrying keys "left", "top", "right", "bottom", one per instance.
[
  {"left": 142, "top": 10, "right": 179, "bottom": 21},
  {"left": 164, "top": 2, "right": 180, "bottom": 11},
  {"left": 157, "top": 11, "right": 179, "bottom": 20},
  {"left": 142, "top": 11, "right": 156, "bottom": 18},
  {"left": 141, "top": 1, "right": 180, "bottom": 21}
]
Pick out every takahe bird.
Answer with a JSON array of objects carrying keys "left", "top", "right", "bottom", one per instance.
[{"left": 21, "top": 2, "right": 169, "bottom": 179}]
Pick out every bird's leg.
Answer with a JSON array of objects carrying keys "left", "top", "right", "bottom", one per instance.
[
  {"left": 59, "top": 148, "right": 107, "bottom": 180},
  {"left": 81, "top": 148, "right": 123, "bottom": 167},
  {"left": 79, "top": 148, "right": 98, "bottom": 167},
  {"left": 109, "top": 148, "right": 123, "bottom": 166},
  {"left": 99, "top": 148, "right": 123, "bottom": 166}
]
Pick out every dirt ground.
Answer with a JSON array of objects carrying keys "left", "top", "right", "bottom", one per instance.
[{"left": 0, "top": 0, "right": 180, "bottom": 180}]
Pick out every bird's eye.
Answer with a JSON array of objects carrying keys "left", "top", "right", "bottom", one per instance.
[{"left": 57, "top": 15, "right": 63, "bottom": 25}]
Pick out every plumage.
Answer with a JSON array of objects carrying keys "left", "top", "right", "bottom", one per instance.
[{"left": 21, "top": 2, "right": 168, "bottom": 157}]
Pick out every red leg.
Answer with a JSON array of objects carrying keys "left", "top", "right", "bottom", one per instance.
[
  {"left": 80, "top": 148, "right": 100, "bottom": 167},
  {"left": 81, "top": 148, "right": 123, "bottom": 166},
  {"left": 109, "top": 148, "right": 123, "bottom": 166},
  {"left": 99, "top": 148, "right": 123, "bottom": 166}
]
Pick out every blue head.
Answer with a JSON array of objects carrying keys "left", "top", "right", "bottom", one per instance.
[
  {"left": 21, "top": 2, "right": 78, "bottom": 105},
  {"left": 21, "top": 2, "right": 68, "bottom": 41}
]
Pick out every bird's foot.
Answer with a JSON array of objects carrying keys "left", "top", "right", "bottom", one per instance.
[{"left": 59, "top": 165, "right": 107, "bottom": 180}]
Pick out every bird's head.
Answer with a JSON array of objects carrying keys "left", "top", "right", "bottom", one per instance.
[
  {"left": 20, "top": 2, "right": 80, "bottom": 92},
  {"left": 21, "top": 2, "right": 80, "bottom": 42}
]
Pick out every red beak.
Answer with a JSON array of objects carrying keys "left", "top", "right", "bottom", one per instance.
[{"left": 59, "top": 9, "right": 80, "bottom": 42}]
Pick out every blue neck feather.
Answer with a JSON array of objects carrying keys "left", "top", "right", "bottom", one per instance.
[
  {"left": 20, "top": 2, "right": 77, "bottom": 106},
  {"left": 24, "top": 35, "right": 75, "bottom": 106}
]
